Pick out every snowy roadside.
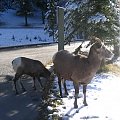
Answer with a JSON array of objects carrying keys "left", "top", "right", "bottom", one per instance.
[
  {"left": 0, "top": 28, "right": 53, "bottom": 48},
  {"left": 47, "top": 56, "right": 120, "bottom": 120},
  {"left": 50, "top": 72, "right": 120, "bottom": 120}
]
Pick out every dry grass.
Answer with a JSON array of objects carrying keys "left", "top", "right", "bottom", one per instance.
[{"left": 98, "top": 63, "right": 120, "bottom": 76}]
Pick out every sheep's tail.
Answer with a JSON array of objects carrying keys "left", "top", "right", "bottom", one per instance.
[{"left": 12, "top": 57, "right": 21, "bottom": 72}]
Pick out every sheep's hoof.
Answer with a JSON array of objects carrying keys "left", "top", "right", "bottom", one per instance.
[
  {"left": 74, "top": 103, "right": 78, "bottom": 108},
  {"left": 59, "top": 93, "right": 63, "bottom": 98},
  {"left": 15, "top": 92, "right": 19, "bottom": 95},
  {"left": 33, "top": 87, "right": 36, "bottom": 90},
  {"left": 22, "top": 89, "right": 26, "bottom": 92},
  {"left": 83, "top": 102, "right": 88, "bottom": 106},
  {"left": 74, "top": 104, "right": 78, "bottom": 109},
  {"left": 60, "top": 95, "right": 63, "bottom": 98}
]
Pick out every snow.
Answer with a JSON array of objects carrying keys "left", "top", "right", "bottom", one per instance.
[
  {"left": 65, "top": 0, "right": 88, "bottom": 10},
  {"left": 0, "top": 28, "right": 53, "bottom": 48},
  {"left": 88, "top": 12, "right": 108, "bottom": 24},
  {"left": 65, "top": 2, "right": 78, "bottom": 10},
  {"left": 54, "top": 73, "right": 120, "bottom": 120}
]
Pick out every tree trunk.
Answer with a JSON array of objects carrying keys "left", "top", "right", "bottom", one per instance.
[
  {"left": 42, "top": 11, "right": 45, "bottom": 24},
  {"left": 25, "top": 13, "right": 28, "bottom": 26},
  {"left": 53, "top": 29, "right": 55, "bottom": 41}
]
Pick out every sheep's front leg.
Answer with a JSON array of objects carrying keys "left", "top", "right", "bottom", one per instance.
[
  {"left": 13, "top": 73, "right": 21, "bottom": 94},
  {"left": 73, "top": 82, "right": 79, "bottom": 108},
  {"left": 83, "top": 85, "right": 88, "bottom": 106},
  {"left": 13, "top": 78, "right": 18, "bottom": 94}
]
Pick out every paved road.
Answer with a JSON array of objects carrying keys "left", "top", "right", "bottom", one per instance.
[
  {"left": 0, "top": 42, "right": 81, "bottom": 120},
  {"left": 0, "top": 43, "right": 81, "bottom": 75}
]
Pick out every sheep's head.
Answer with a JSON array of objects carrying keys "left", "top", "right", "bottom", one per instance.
[
  {"left": 91, "top": 36, "right": 102, "bottom": 44},
  {"left": 86, "top": 36, "right": 102, "bottom": 48},
  {"left": 90, "top": 39, "right": 113, "bottom": 60}
]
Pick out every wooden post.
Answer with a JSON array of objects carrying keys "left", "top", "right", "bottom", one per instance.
[{"left": 57, "top": 7, "right": 64, "bottom": 51}]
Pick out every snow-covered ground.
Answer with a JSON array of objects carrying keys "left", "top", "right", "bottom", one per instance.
[
  {"left": 0, "top": 28, "right": 53, "bottom": 48},
  {"left": 53, "top": 73, "right": 120, "bottom": 120}
]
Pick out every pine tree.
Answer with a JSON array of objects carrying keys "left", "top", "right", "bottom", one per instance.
[
  {"left": 45, "top": 0, "right": 57, "bottom": 41},
  {"left": 0, "top": 1, "right": 7, "bottom": 24},
  {"left": 33, "top": 0, "right": 48, "bottom": 24},
  {"left": 14, "top": 0, "right": 33, "bottom": 26},
  {"left": 65, "top": 0, "right": 120, "bottom": 44},
  {"left": 0, "top": 1, "right": 7, "bottom": 12}
]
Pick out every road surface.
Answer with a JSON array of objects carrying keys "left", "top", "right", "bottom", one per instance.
[{"left": 0, "top": 42, "right": 81, "bottom": 120}]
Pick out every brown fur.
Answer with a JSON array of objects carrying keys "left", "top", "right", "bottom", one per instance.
[
  {"left": 53, "top": 40, "right": 113, "bottom": 108},
  {"left": 12, "top": 57, "right": 51, "bottom": 94}
]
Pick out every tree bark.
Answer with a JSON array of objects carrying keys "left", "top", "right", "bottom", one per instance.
[
  {"left": 25, "top": 13, "right": 28, "bottom": 26},
  {"left": 42, "top": 11, "right": 45, "bottom": 24}
]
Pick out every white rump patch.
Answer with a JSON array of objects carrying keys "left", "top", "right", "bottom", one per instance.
[{"left": 12, "top": 57, "right": 22, "bottom": 72}]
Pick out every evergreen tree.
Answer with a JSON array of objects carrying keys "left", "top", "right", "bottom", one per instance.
[
  {"left": 0, "top": 1, "right": 7, "bottom": 12},
  {"left": 0, "top": 0, "right": 8, "bottom": 24},
  {"left": 65, "top": 0, "right": 120, "bottom": 45},
  {"left": 33, "top": 0, "right": 48, "bottom": 24},
  {"left": 45, "top": 0, "right": 57, "bottom": 41},
  {"left": 14, "top": 0, "right": 33, "bottom": 26}
]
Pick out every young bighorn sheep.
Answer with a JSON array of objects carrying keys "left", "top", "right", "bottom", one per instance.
[
  {"left": 53, "top": 38, "right": 113, "bottom": 108},
  {"left": 12, "top": 57, "right": 51, "bottom": 94}
]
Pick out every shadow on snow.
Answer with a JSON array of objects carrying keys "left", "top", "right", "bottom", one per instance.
[{"left": 0, "top": 75, "right": 43, "bottom": 120}]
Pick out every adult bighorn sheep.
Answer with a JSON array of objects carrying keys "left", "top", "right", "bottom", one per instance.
[
  {"left": 53, "top": 37, "right": 113, "bottom": 108},
  {"left": 12, "top": 57, "right": 51, "bottom": 94}
]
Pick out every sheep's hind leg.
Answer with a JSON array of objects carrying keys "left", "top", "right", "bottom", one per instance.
[
  {"left": 20, "top": 79, "right": 26, "bottom": 92},
  {"left": 32, "top": 76, "right": 36, "bottom": 90},
  {"left": 63, "top": 80, "right": 68, "bottom": 96},
  {"left": 73, "top": 82, "right": 79, "bottom": 108},
  {"left": 58, "top": 75, "right": 63, "bottom": 98},
  {"left": 83, "top": 85, "right": 88, "bottom": 106},
  {"left": 37, "top": 77, "right": 43, "bottom": 89}
]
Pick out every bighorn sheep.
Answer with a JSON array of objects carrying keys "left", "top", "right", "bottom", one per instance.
[
  {"left": 12, "top": 57, "right": 51, "bottom": 94},
  {"left": 53, "top": 37, "right": 113, "bottom": 108}
]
